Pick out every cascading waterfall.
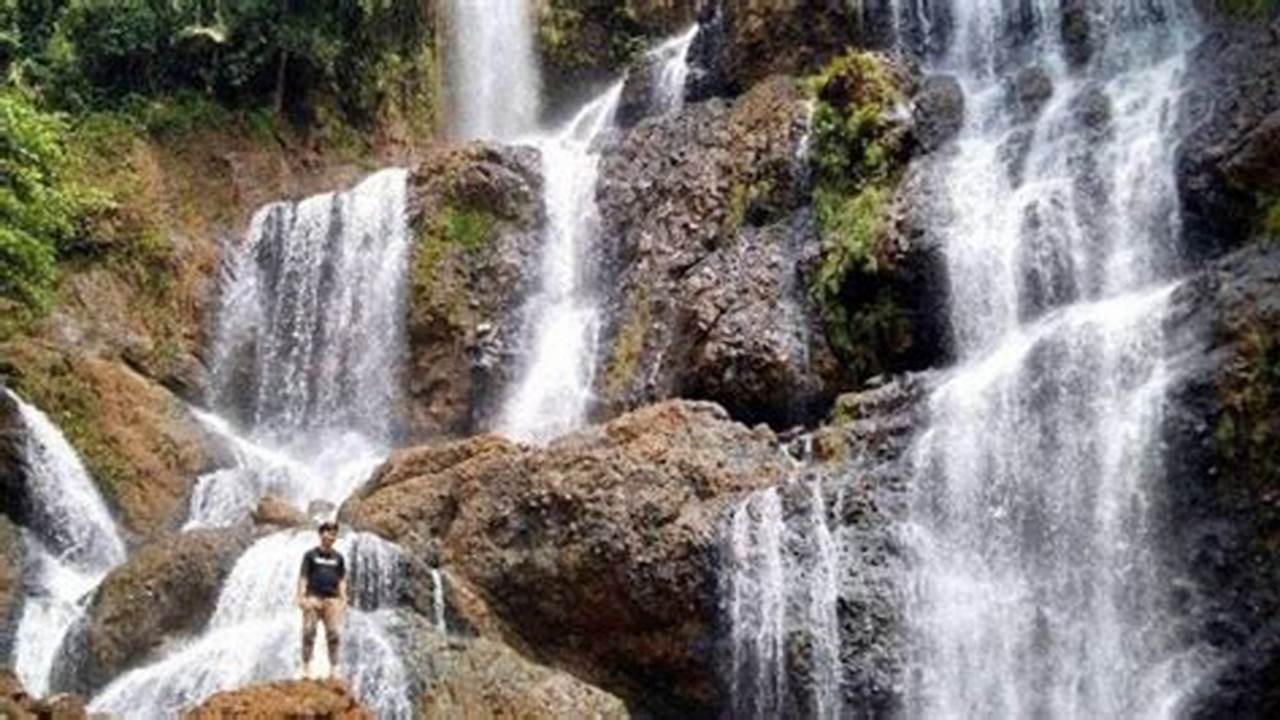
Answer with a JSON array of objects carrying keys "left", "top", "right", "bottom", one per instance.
[
  {"left": 902, "top": 1, "right": 1205, "bottom": 718},
  {"left": 6, "top": 391, "right": 126, "bottom": 696},
  {"left": 91, "top": 169, "right": 420, "bottom": 718},
  {"left": 444, "top": 0, "right": 540, "bottom": 140},
  {"left": 494, "top": 81, "right": 623, "bottom": 443},
  {"left": 726, "top": 478, "right": 843, "bottom": 719},
  {"left": 496, "top": 26, "right": 697, "bottom": 443}
]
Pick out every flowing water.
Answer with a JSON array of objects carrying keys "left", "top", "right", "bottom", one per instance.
[
  {"left": 444, "top": 0, "right": 540, "bottom": 140},
  {"left": 6, "top": 391, "right": 126, "bottom": 696},
  {"left": 495, "top": 25, "right": 698, "bottom": 443},
  {"left": 726, "top": 478, "right": 843, "bottom": 719},
  {"left": 494, "top": 81, "right": 623, "bottom": 443},
  {"left": 902, "top": 1, "right": 1205, "bottom": 718},
  {"left": 90, "top": 169, "right": 420, "bottom": 718}
]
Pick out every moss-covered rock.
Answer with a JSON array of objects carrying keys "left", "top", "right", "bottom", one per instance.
[
  {"left": 404, "top": 143, "right": 544, "bottom": 440},
  {"left": 0, "top": 342, "right": 225, "bottom": 538}
]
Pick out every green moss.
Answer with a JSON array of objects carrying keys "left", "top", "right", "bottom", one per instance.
[
  {"left": 1263, "top": 196, "right": 1280, "bottom": 240},
  {"left": 603, "top": 296, "right": 650, "bottom": 401},
  {"left": 804, "top": 51, "right": 909, "bottom": 376},
  {"left": 409, "top": 201, "right": 500, "bottom": 333},
  {"left": 1216, "top": 320, "right": 1280, "bottom": 484},
  {"left": 1214, "top": 0, "right": 1279, "bottom": 17},
  {"left": 440, "top": 205, "right": 497, "bottom": 255}
]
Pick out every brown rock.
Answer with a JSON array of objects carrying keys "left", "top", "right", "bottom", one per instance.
[
  {"left": 52, "top": 528, "right": 256, "bottom": 695},
  {"left": 0, "top": 342, "right": 226, "bottom": 538},
  {"left": 597, "top": 77, "right": 840, "bottom": 427},
  {"left": 253, "top": 494, "right": 309, "bottom": 528},
  {"left": 404, "top": 144, "right": 544, "bottom": 440},
  {"left": 182, "top": 679, "right": 373, "bottom": 719},
  {"left": 0, "top": 669, "right": 88, "bottom": 719},
  {"left": 343, "top": 400, "right": 787, "bottom": 715}
]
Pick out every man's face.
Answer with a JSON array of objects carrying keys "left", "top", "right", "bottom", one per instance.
[{"left": 320, "top": 528, "right": 337, "bottom": 548}]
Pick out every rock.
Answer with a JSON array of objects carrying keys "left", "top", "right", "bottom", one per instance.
[
  {"left": 51, "top": 528, "right": 256, "bottom": 695},
  {"left": 912, "top": 74, "right": 964, "bottom": 152},
  {"left": 182, "top": 679, "right": 372, "bottom": 719},
  {"left": 0, "top": 517, "right": 24, "bottom": 662},
  {"left": 404, "top": 144, "right": 544, "bottom": 440},
  {"left": 597, "top": 77, "right": 839, "bottom": 427},
  {"left": 1059, "top": 0, "right": 1092, "bottom": 68},
  {"left": 1010, "top": 65, "right": 1053, "bottom": 122},
  {"left": 382, "top": 610, "right": 628, "bottom": 719},
  {"left": 1162, "top": 242, "right": 1280, "bottom": 718},
  {"left": 1176, "top": 12, "right": 1280, "bottom": 262},
  {"left": 0, "top": 343, "right": 227, "bottom": 538},
  {"left": 253, "top": 494, "right": 309, "bottom": 528},
  {"left": 0, "top": 669, "right": 88, "bottom": 720},
  {"left": 343, "top": 400, "right": 790, "bottom": 715}
]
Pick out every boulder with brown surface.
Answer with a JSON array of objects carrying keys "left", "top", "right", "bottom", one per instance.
[
  {"left": 0, "top": 669, "right": 87, "bottom": 720},
  {"left": 0, "top": 342, "right": 227, "bottom": 539},
  {"left": 342, "top": 400, "right": 790, "bottom": 716},
  {"left": 596, "top": 76, "right": 843, "bottom": 427},
  {"left": 182, "top": 679, "right": 372, "bottom": 720},
  {"left": 253, "top": 494, "right": 309, "bottom": 529},
  {"left": 404, "top": 144, "right": 544, "bottom": 440},
  {"left": 50, "top": 528, "right": 256, "bottom": 695}
]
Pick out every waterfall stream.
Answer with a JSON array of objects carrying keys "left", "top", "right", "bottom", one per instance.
[
  {"left": 444, "top": 0, "right": 540, "bottom": 140},
  {"left": 903, "top": 1, "right": 1205, "bottom": 717},
  {"left": 7, "top": 391, "right": 126, "bottom": 696}
]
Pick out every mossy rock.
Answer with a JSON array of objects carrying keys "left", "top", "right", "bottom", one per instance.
[{"left": 0, "top": 341, "right": 224, "bottom": 538}]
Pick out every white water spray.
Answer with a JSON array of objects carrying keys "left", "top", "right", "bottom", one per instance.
[
  {"left": 444, "top": 0, "right": 541, "bottom": 140},
  {"left": 6, "top": 391, "right": 125, "bottom": 696}
]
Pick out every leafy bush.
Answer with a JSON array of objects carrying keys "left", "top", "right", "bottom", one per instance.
[{"left": 0, "top": 86, "right": 93, "bottom": 309}]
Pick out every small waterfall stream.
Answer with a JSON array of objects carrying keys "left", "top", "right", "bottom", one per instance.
[
  {"left": 7, "top": 391, "right": 126, "bottom": 696},
  {"left": 444, "top": 0, "right": 540, "bottom": 140}
]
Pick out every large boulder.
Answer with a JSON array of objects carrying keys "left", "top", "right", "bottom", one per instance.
[
  {"left": 182, "top": 679, "right": 372, "bottom": 719},
  {"left": 1176, "top": 11, "right": 1280, "bottom": 263},
  {"left": 342, "top": 400, "right": 790, "bottom": 715},
  {"left": 0, "top": 669, "right": 87, "bottom": 720},
  {"left": 0, "top": 343, "right": 226, "bottom": 538},
  {"left": 51, "top": 528, "right": 256, "bottom": 695},
  {"left": 383, "top": 611, "right": 628, "bottom": 719},
  {"left": 404, "top": 144, "right": 544, "bottom": 440},
  {"left": 1163, "top": 242, "right": 1280, "bottom": 718},
  {"left": 596, "top": 77, "right": 842, "bottom": 427}
]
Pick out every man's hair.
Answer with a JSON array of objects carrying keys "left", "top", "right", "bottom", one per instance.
[{"left": 318, "top": 521, "right": 339, "bottom": 533}]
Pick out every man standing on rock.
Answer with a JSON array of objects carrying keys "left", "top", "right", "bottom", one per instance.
[{"left": 297, "top": 520, "right": 348, "bottom": 679}]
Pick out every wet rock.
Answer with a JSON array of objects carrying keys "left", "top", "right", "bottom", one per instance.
[
  {"left": 382, "top": 611, "right": 628, "bottom": 719},
  {"left": 1010, "top": 65, "right": 1053, "bottom": 121},
  {"left": 597, "top": 77, "right": 839, "bottom": 427},
  {"left": 253, "top": 494, "right": 309, "bottom": 528},
  {"left": 912, "top": 74, "right": 965, "bottom": 153},
  {"left": 0, "top": 390, "right": 30, "bottom": 528},
  {"left": 404, "top": 144, "right": 544, "bottom": 440},
  {"left": 0, "top": 669, "right": 87, "bottom": 720},
  {"left": 0, "top": 517, "right": 24, "bottom": 661},
  {"left": 1177, "top": 12, "right": 1280, "bottom": 262},
  {"left": 1163, "top": 243, "right": 1280, "bottom": 718},
  {"left": 1060, "top": 0, "right": 1092, "bottom": 68},
  {"left": 616, "top": 50, "right": 662, "bottom": 129},
  {"left": 52, "top": 528, "right": 256, "bottom": 695},
  {"left": 0, "top": 343, "right": 227, "bottom": 538},
  {"left": 343, "top": 400, "right": 789, "bottom": 716},
  {"left": 182, "top": 679, "right": 372, "bottom": 719}
]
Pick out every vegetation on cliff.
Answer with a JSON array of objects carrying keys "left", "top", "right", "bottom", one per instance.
[{"left": 808, "top": 51, "right": 912, "bottom": 380}]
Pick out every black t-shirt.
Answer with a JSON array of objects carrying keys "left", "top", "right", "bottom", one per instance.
[{"left": 300, "top": 547, "right": 346, "bottom": 598}]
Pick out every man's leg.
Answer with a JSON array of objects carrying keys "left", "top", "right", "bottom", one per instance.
[
  {"left": 301, "top": 602, "right": 319, "bottom": 678},
  {"left": 320, "top": 598, "right": 343, "bottom": 678}
]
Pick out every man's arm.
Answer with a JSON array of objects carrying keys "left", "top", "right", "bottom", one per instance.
[{"left": 297, "top": 552, "right": 310, "bottom": 608}]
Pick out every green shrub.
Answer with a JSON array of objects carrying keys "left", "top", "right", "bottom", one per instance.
[{"left": 0, "top": 86, "right": 94, "bottom": 309}]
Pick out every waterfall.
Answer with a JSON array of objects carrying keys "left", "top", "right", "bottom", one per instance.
[
  {"left": 650, "top": 25, "right": 699, "bottom": 115},
  {"left": 90, "top": 531, "right": 412, "bottom": 720},
  {"left": 902, "top": 1, "right": 1205, "bottom": 718},
  {"left": 444, "top": 0, "right": 541, "bottom": 140},
  {"left": 726, "top": 478, "right": 842, "bottom": 719},
  {"left": 90, "top": 169, "right": 417, "bottom": 718},
  {"left": 494, "top": 82, "right": 623, "bottom": 443},
  {"left": 6, "top": 391, "right": 125, "bottom": 696}
]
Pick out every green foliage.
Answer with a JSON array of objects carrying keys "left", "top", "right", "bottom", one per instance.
[
  {"left": 805, "top": 51, "right": 908, "bottom": 375},
  {"left": 536, "top": 0, "right": 647, "bottom": 77},
  {"left": 1263, "top": 196, "right": 1280, "bottom": 240},
  {"left": 0, "top": 86, "right": 95, "bottom": 309},
  {"left": 440, "top": 205, "right": 497, "bottom": 255},
  {"left": 1216, "top": 318, "right": 1280, "bottom": 495}
]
